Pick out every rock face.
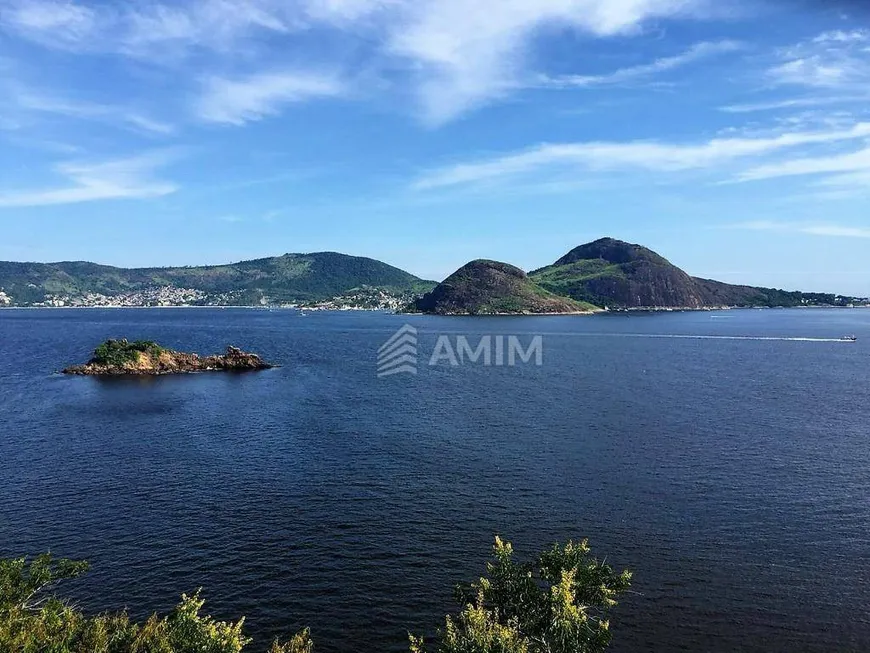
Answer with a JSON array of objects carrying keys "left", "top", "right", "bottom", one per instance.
[
  {"left": 409, "top": 260, "right": 596, "bottom": 315},
  {"left": 63, "top": 340, "right": 274, "bottom": 375},
  {"left": 529, "top": 237, "right": 848, "bottom": 309},
  {"left": 530, "top": 238, "right": 707, "bottom": 309}
]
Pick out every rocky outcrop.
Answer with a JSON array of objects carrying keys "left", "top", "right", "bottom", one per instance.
[{"left": 63, "top": 340, "right": 274, "bottom": 375}]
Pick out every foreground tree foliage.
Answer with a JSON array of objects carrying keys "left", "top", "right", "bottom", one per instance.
[
  {"left": 0, "top": 554, "right": 311, "bottom": 653},
  {"left": 0, "top": 539, "right": 629, "bottom": 653},
  {"left": 410, "top": 537, "right": 631, "bottom": 653}
]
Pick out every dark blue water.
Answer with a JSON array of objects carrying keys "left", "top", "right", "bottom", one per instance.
[{"left": 1, "top": 308, "right": 869, "bottom": 652}]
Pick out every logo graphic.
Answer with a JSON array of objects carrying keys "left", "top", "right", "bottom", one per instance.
[
  {"left": 376, "top": 325, "right": 544, "bottom": 378},
  {"left": 377, "top": 324, "right": 418, "bottom": 377}
]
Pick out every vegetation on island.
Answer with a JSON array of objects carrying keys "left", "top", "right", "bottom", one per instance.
[
  {"left": 63, "top": 340, "right": 274, "bottom": 375},
  {"left": 91, "top": 339, "right": 166, "bottom": 367},
  {"left": 0, "top": 537, "right": 630, "bottom": 653}
]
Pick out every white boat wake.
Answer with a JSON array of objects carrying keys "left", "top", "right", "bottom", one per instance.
[
  {"left": 424, "top": 329, "right": 856, "bottom": 343},
  {"left": 580, "top": 333, "right": 854, "bottom": 343}
]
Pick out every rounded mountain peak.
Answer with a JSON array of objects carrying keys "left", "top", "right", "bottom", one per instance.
[
  {"left": 448, "top": 259, "right": 528, "bottom": 281},
  {"left": 554, "top": 238, "right": 669, "bottom": 267},
  {"left": 410, "top": 258, "right": 588, "bottom": 315}
]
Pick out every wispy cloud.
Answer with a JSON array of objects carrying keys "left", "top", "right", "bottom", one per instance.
[
  {"left": 813, "top": 29, "right": 870, "bottom": 44},
  {"left": 0, "top": 0, "right": 387, "bottom": 60},
  {"left": 386, "top": 0, "right": 712, "bottom": 124},
  {"left": 2, "top": 0, "right": 98, "bottom": 50},
  {"left": 816, "top": 170, "right": 870, "bottom": 188},
  {"left": 1, "top": 0, "right": 720, "bottom": 125},
  {"left": 728, "top": 220, "right": 870, "bottom": 238},
  {"left": 768, "top": 57, "right": 863, "bottom": 88},
  {"left": 734, "top": 146, "right": 870, "bottom": 183},
  {"left": 767, "top": 29, "right": 870, "bottom": 89},
  {"left": 414, "top": 123, "right": 870, "bottom": 189},
  {"left": 194, "top": 71, "right": 344, "bottom": 125},
  {"left": 0, "top": 0, "right": 289, "bottom": 56},
  {"left": 541, "top": 40, "right": 741, "bottom": 88},
  {"left": 720, "top": 95, "right": 869, "bottom": 113},
  {"left": 12, "top": 90, "right": 175, "bottom": 135},
  {"left": 0, "top": 151, "right": 179, "bottom": 208}
]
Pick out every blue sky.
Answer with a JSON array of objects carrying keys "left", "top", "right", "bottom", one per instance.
[{"left": 1, "top": 0, "right": 868, "bottom": 294}]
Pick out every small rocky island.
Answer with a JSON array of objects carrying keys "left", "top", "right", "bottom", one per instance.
[{"left": 63, "top": 339, "right": 275, "bottom": 376}]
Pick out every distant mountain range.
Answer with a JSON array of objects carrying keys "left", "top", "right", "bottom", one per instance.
[
  {"left": 0, "top": 252, "right": 435, "bottom": 307},
  {"left": 410, "top": 238, "right": 864, "bottom": 314},
  {"left": 0, "top": 239, "right": 863, "bottom": 310}
]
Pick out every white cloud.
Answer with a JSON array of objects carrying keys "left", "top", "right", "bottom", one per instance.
[
  {"left": 720, "top": 96, "right": 869, "bottom": 113},
  {"left": 0, "top": 0, "right": 719, "bottom": 125},
  {"left": 734, "top": 147, "right": 870, "bottom": 182},
  {"left": 194, "top": 71, "right": 344, "bottom": 125},
  {"left": 729, "top": 221, "right": 870, "bottom": 238},
  {"left": 800, "top": 224, "right": 870, "bottom": 237},
  {"left": 0, "top": 0, "right": 388, "bottom": 57},
  {"left": 387, "top": 0, "right": 711, "bottom": 124},
  {"left": 767, "top": 29, "right": 870, "bottom": 90},
  {"left": 768, "top": 56, "right": 861, "bottom": 88},
  {"left": 12, "top": 90, "right": 174, "bottom": 135},
  {"left": 123, "top": 114, "right": 176, "bottom": 135},
  {"left": 414, "top": 123, "right": 870, "bottom": 189},
  {"left": 3, "top": 0, "right": 99, "bottom": 49},
  {"left": 541, "top": 40, "right": 741, "bottom": 88},
  {"left": 0, "top": 152, "right": 179, "bottom": 207},
  {"left": 0, "top": 0, "right": 290, "bottom": 56},
  {"left": 816, "top": 170, "right": 870, "bottom": 188},
  {"left": 813, "top": 30, "right": 869, "bottom": 44},
  {"left": 302, "top": 0, "right": 398, "bottom": 24}
]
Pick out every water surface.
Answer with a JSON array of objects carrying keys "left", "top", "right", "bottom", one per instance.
[{"left": 1, "top": 308, "right": 868, "bottom": 651}]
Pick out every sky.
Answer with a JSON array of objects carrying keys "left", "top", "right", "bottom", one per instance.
[{"left": 0, "top": 0, "right": 869, "bottom": 295}]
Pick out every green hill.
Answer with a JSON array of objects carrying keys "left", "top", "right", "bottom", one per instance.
[
  {"left": 1, "top": 239, "right": 858, "bottom": 310},
  {"left": 530, "top": 238, "right": 706, "bottom": 308},
  {"left": 0, "top": 252, "right": 435, "bottom": 306},
  {"left": 409, "top": 259, "right": 597, "bottom": 315},
  {"left": 530, "top": 237, "right": 855, "bottom": 309}
]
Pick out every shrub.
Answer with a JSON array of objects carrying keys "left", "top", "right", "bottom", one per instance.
[
  {"left": 1, "top": 538, "right": 630, "bottom": 653},
  {"left": 91, "top": 339, "right": 165, "bottom": 366},
  {"left": 410, "top": 537, "right": 631, "bottom": 653}
]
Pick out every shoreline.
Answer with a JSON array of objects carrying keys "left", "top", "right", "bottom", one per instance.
[
  {"left": 1, "top": 304, "right": 867, "bottom": 313},
  {"left": 0, "top": 305, "right": 316, "bottom": 310},
  {"left": 398, "top": 305, "right": 869, "bottom": 316},
  {"left": 400, "top": 309, "right": 601, "bottom": 316}
]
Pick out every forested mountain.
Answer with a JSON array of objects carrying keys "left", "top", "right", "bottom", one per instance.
[
  {"left": 409, "top": 260, "right": 597, "bottom": 315},
  {"left": 529, "top": 238, "right": 857, "bottom": 309},
  {"left": 0, "top": 252, "right": 434, "bottom": 306}
]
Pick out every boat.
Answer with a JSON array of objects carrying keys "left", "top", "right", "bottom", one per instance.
[{"left": 843, "top": 335, "right": 857, "bottom": 341}]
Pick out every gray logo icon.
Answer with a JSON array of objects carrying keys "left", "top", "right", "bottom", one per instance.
[{"left": 377, "top": 324, "right": 418, "bottom": 377}]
